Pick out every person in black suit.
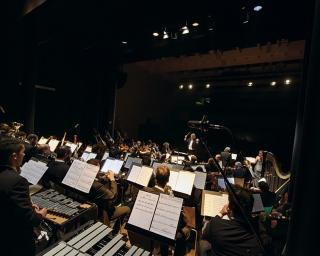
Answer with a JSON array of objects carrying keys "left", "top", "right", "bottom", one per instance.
[
  {"left": 184, "top": 133, "right": 199, "bottom": 157},
  {"left": 0, "top": 138, "right": 47, "bottom": 256},
  {"left": 200, "top": 185, "right": 268, "bottom": 256},
  {"left": 23, "top": 134, "right": 39, "bottom": 163},
  {"left": 221, "top": 146, "right": 232, "bottom": 168},
  {"left": 42, "top": 145, "right": 72, "bottom": 186}
]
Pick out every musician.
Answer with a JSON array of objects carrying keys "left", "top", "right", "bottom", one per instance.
[
  {"left": 252, "top": 150, "right": 264, "bottom": 187},
  {"left": 184, "top": 133, "right": 199, "bottom": 156},
  {"left": 42, "top": 146, "right": 72, "bottom": 185},
  {"left": 258, "top": 179, "right": 276, "bottom": 208},
  {"left": 200, "top": 185, "right": 266, "bottom": 256},
  {"left": 221, "top": 146, "right": 232, "bottom": 167},
  {"left": 144, "top": 165, "right": 173, "bottom": 195},
  {"left": 233, "top": 161, "right": 252, "bottom": 183},
  {"left": 23, "top": 134, "right": 39, "bottom": 163},
  {"left": 0, "top": 139, "right": 47, "bottom": 256}
]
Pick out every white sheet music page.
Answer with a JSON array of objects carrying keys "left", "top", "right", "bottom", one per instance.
[
  {"left": 20, "top": 160, "right": 48, "bottom": 185},
  {"left": 38, "top": 137, "right": 48, "bottom": 144},
  {"left": 174, "top": 171, "right": 195, "bottom": 195},
  {"left": 87, "top": 153, "right": 97, "bottom": 161},
  {"left": 112, "top": 159, "right": 124, "bottom": 174},
  {"left": 81, "top": 152, "right": 90, "bottom": 161},
  {"left": 231, "top": 153, "right": 237, "bottom": 160},
  {"left": 65, "top": 142, "right": 77, "bottom": 153},
  {"left": 167, "top": 170, "right": 179, "bottom": 189},
  {"left": 194, "top": 171, "right": 207, "bottom": 189},
  {"left": 202, "top": 191, "right": 229, "bottom": 217},
  {"left": 127, "top": 164, "right": 142, "bottom": 183},
  {"left": 48, "top": 139, "right": 60, "bottom": 152},
  {"left": 62, "top": 160, "right": 99, "bottom": 193},
  {"left": 128, "top": 190, "right": 159, "bottom": 230},
  {"left": 135, "top": 166, "right": 153, "bottom": 187},
  {"left": 150, "top": 194, "right": 183, "bottom": 239},
  {"left": 101, "top": 158, "right": 113, "bottom": 173}
]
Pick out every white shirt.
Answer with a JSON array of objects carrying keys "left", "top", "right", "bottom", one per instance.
[{"left": 188, "top": 140, "right": 193, "bottom": 150}]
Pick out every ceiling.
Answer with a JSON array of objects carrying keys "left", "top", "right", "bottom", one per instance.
[{"left": 13, "top": 0, "right": 312, "bottom": 62}]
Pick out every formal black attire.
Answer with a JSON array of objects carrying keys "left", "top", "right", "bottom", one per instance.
[
  {"left": 185, "top": 138, "right": 199, "bottom": 156},
  {"left": 42, "top": 160, "right": 70, "bottom": 184},
  {"left": 0, "top": 166, "right": 42, "bottom": 256},
  {"left": 220, "top": 151, "right": 231, "bottom": 167},
  {"left": 202, "top": 216, "right": 264, "bottom": 256}
]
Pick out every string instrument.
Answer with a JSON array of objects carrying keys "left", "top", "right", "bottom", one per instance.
[
  {"left": 61, "top": 131, "right": 67, "bottom": 146},
  {"left": 119, "top": 143, "right": 129, "bottom": 152}
]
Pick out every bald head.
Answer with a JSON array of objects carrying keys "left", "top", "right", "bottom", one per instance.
[{"left": 155, "top": 165, "right": 170, "bottom": 188}]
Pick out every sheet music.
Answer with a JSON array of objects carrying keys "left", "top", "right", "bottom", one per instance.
[
  {"left": 62, "top": 159, "right": 99, "bottom": 193},
  {"left": 201, "top": 191, "right": 229, "bottom": 217},
  {"left": 65, "top": 142, "right": 78, "bottom": 153},
  {"left": 194, "top": 171, "right": 207, "bottom": 189},
  {"left": 252, "top": 194, "right": 264, "bottom": 213},
  {"left": 150, "top": 194, "right": 183, "bottom": 239},
  {"left": 191, "top": 164, "right": 206, "bottom": 171},
  {"left": 127, "top": 164, "right": 142, "bottom": 183},
  {"left": 174, "top": 171, "right": 195, "bottom": 195},
  {"left": 218, "top": 177, "right": 235, "bottom": 189},
  {"left": 167, "top": 170, "right": 179, "bottom": 189},
  {"left": 128, "top": 190, "right": 159, "bottom": 230},
  {"left": 102, "top": 152, "right": 109, "bottom": 161},
  {"left": 246, "top": 157, "right": 256, "bottom": 164},
  {"left": 134, "top": 166, "right": 153, "bottom": 187},
  {"left": 124, "top": 156, "right": 142, "bottom": 169},
  {"left": 85, "top": 146, "right": 92, "bottom": 152},
  {"left": 231, "top": 153, "right": 237, "bottom": 160},
  {"left": 101, "top": 158, "right": 123, "bottom": 174},
  {"left": 48, "top": 139, "right": 60, "bottom": 152},
  {"left": 81, "top": 152, "right": 90, "bottom": 161},
  {"left": 38, "top": 137, "right": 48, "bottom": 144},
  {"left": 20, "top": 160, "right": 48, "bottom": 185},
  {"left": 87, "top": 153, "right": 97, "bottom": 161}
]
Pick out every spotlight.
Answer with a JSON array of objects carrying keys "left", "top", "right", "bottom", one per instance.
[
  {"left": 192, "top": 22, "right": 199, "bottom": 27},
  {"left": 153, "top": 32, "right": 159, "bottom": 37},
  {"left": 188, "top": 84, "right": 193, "bottom": 89},
  {"left": 179, "top": 84, "right": 184, "bottom": 90},
  {"left": 206, "top": 83, "right": 211, "bottom": 89},
  {"left": 121, "top": 41, "right": 128, "bottom": 44},
  {"left": 284, "top": 79, "right": 291, "bottom": 85},
  {"left": 253, "top": 5, "right": 263, "bottom": 12},
  {"left": 163, "top": 29, "right": 169, "bottom": 39},
  {"left": 182, "top": 25, "right": 189, "bottom": 34},
  {"left": 247, "top": 82, "right": 253, "bottom": 87},
  {"left": 270, "top": 81, "right": 277, "bottom": 86}
]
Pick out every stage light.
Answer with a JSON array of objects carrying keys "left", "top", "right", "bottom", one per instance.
[
  {"left": 182, "top": 25, "right": 189, "bottom": 34},
  {"left": 121, "top": 41, "right": 127, "bottom": 44},
  {"left": 188, "top": 84, "right": 193, "bottom": 89},
  {"left": 192, "top": 22, "right": 199, "bottom": 27},
  {"left": 247, "top": 82, "right": 253, "bottom": 87},
  {"left": 153, "top": 32, "right": 159, "bottom": 37},
  {"left": 254, "top": 5, "right": 263, "bottom": 12},
  {"left": 163, "top": 29, "right": 169, "bottom": 39},
  {"left": 284, "top": 79, "right": 291, "bottom": 85},
  {"left": 270, "top": 81, "right": 277, "bottom": 86},
  {"left": 206, "top": 83, "right": 211, "bottom": 89},
  {"left": 179, "top": 84, "right": 184, "bottom": 89}
]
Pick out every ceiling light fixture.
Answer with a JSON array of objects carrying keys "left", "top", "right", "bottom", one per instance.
[
  {"left": 188, "top": 84, "right": 193, "bottom": 89},
  {"left": 182, "top": 22, "right": 189, "bottom": 34},
  {"left": 284, "top": 79, "right": 291, "bottom": 85},
  {"left": 254, "top": 5, "right": 263, "bottom": 12},
  {"left": 179, "top": 84, "right": 184, "bottom": 89},
  {"left": 153, "top": 32, "right": 159, "bottom": 37},
  {"left": 247, "top": 82, "right": 253, "bottom": 87},
  {"left": 121, "top": 41, "right": 127, "bottom": 44},
  {"left": 206, "top": 83, "right": 211, "bottom": 88},
  {"left": 192, "top": 22, "right": 199, "bottom": 27},
  {"left": 270, "top": 81, "right": 277, "bottom": 86},
  {"left": 163, "top": 28, "right": 169, "bottom": 39}
]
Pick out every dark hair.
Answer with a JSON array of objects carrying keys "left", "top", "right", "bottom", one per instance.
[
  {"left": 258, "top": 181, "right": 269, "bottom": 192},
  {"left": 27, "top": 134, "right": 38, "bottom": 141},
  {"left": 0, "top": 139, "right": 24, "bottom": 165},
  {"left": 56, "top": 146, "right": 72, "bottom": 159},
  {"left": 155, "top": 165, "right": 170, "bottom": 187},
  {"left": 228, "top": 185, "right": 254, "bottom": 218}
]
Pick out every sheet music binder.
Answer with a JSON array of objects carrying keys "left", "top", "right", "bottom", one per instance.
[
  {"left": 126, "top": 190, "right": 183, "bottom": 245},
  {"left": 100, "top": 157, "right": 124, "bottom": 174},
  {"left": 167, "top": 170, "right": 196, "bottom": 196},
  {"left": 20, "top": 158, "right": 49, "bottom": 185}
]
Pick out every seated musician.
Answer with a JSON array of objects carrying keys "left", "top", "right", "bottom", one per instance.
[
  {"left": 200, "top": 185, "right": 268, "bottom": 256},
  {"left": 0, "top": 138, "right": 47, "bottom": 256},
  {"left": 143, "top": 166, "right": 192, "bottom": 256},
  {"left": 23, "top": 133, "right": 39, "bottom": 163},
  {"left": 87, "top": 159, "right": 130, "bottom": 233},
  {"left": 233, "top": 161, "right": 252, "bottom": 184},
  {"left": 257, "top": 179, "right": 276, "bottom": 208},
  {"left": 42, "top": 146, "right": 72, "bottom": 185}
]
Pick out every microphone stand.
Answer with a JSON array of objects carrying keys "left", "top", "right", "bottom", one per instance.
[{"left": 194, "top": 123, "right": 266, "bottom": 255}]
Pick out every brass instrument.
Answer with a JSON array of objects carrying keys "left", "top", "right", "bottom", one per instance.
[{"left": 263, "top": 151, "right": 291, "bottom": 194}]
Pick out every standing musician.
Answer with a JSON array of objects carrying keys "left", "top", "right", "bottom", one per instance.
[{"left": 0, "top": 138, "right": 47, "bottom": 256}]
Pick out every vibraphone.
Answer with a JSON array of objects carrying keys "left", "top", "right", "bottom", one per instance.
[{"left": 40, "top": 222, "right": 150, "bottom": 256}]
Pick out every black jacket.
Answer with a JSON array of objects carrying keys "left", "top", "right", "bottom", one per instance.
[
  {"left": 42, "top": 160, "right": 70, "bottom": 184},
  {"left": 0, "top": 166, "right": 42, "bottom": 256}
]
